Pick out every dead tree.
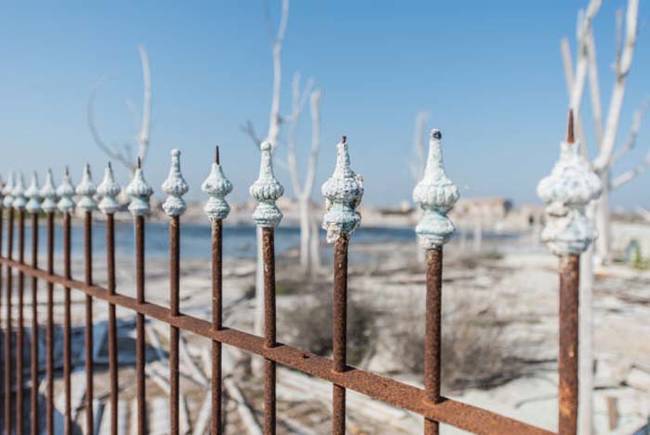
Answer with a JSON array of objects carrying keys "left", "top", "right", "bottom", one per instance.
[
  {"left": 560, "top": 1, "right": 641, "bottom": 433},
  {"left": 88, "top": 45, "right": 152, "bottom": 171}
]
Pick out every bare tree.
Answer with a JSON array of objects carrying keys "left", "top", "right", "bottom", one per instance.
[
  {"left": 560, "top": 1, "right": 642, "bottom": 432},
  {"left": 88, "top": 45, "right": 152, "bottom": 171}
]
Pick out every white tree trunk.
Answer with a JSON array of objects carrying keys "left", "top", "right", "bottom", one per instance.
[
  {"left": 595, "top": 171, "right": 611, "bottom": 264},
  {"left": 298, "top": 197, "right": 311, "bottom": 272},
  {"left": 309, "top": 209, "right": 321, "bottom": 271}
]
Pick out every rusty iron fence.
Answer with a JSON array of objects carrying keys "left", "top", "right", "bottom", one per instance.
[{"left": 0, "top": 115, "right": 598, "bottom": 435}]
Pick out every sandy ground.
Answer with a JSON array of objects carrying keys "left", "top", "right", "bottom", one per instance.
[{"left": 3, "top": 235, "right": 650, "bottom": 434}]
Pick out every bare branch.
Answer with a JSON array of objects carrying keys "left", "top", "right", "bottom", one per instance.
[
  {"left": 302, "top": 89, "right": 321, "bottom": 199},
  {"left": 585, "top": 29, "right": 604, "bottom": 145},
  {"left": 265, "top": 0, "right": 290, "bottom": 147},
  {"left": 137, "top": 44, "right": 152, "bottom": 165},
  {"left": 87, "top": 78, "right": 134, "bottom": 171},
  {"left": 409, "top": 111, "right": 428, "bottom": 181},
  {"left": 610, "top": 150, "right": 650, "bottom": 189},
  {"left": 241, "top": 120, "right": 262, "bottom": 146},
  {"left": 612, "top": 99, "right": 650, "bottom": 164},
  {"left": 594, "top": 0, "right": 639, "bottom": 171}
]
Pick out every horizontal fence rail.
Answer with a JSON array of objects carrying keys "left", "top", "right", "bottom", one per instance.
[{"left": 0, "top": 114, "right": 599, "bottom": 435}]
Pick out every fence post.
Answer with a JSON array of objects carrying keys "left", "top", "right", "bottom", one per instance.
[
  {"left": 98, "top": 161, "right": 121, "bottom": 435},
  {"left": 201, "top": 146, "right": 232, "bottom": 435},
  {"left": 321, "top": 135, "right": 364, "bottom": 435},
  {"left": 57, "top": 167, "right": 76, "bottom": 435},
  {"left": 77, "top": 163, "right": 99, "bottom": 434},
  {"left": 162, "top": 149, "right": 189, "bottom": 435},
  {"left": 3, "top": 171, "right": 15, "bottom": 434},
  {"left": 537, "top": 111, "right": 602, "bottom": 435},
  {"left": 26, "top": 172, "right": 42, "bottom": 435},
  {"left": 250, "top": 141, "right": 284, "bottom": 435},
  {"left": 40, "top": 168, "right": 58, "bottom": 435},
  {"left": 126, "top": 158, "right": 153, "bottom": 435},
  {"left": 13, "top": 172, "right": 27, "bottom": 434},
  {"left": 413, "top": 129, "right": 459, "bottom": 435}
]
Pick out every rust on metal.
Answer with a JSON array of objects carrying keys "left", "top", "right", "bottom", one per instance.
[
  {"left": 558, "top": 254, "right": 579, "bottom": 435},
  {"left": 63, "top": 211, "right": 73, "bottom": 435},
  {"left": 135, "top": 214, "right": 147, "bottom": 435},
  {"left": 3, "top": 207, "right": 13, "bottom": 435},
  {"left": 0, "top": 256, "right": 553, "bottom": 435},
  {"left": 332, "top": 234, "right": 349, "bottom": 435},
  {"left": 16, "top": 209, "right": 25, "bottom": 434},
  {"left": 211, "top": 219, "right": 223, "bottom": 435},
  {"left": 424, "top": 248, "right": 443, "bottom": 435},
  {"left": 0, "top": 207, "right": 3, "bottom": 428},
  {"left": 106, "top": 213, "right": 119, "bottom": 435},
  {"left": 45, "top": 211, "right": 55, "bottom": 435},
  {"left": 169, "top": 215, "right": 180, "bottom": 435},
  {"left": 84, "top": 210, "right": 95, "bottom": 434},
  {"left": 30, "top": 212, "right": 39, "bottom": 435},
  {"left": 262, "top": 227, "right": 277, "bottom": 434},
  {"left": 566, "top": 109, "right": 575, "bottom": 144}
]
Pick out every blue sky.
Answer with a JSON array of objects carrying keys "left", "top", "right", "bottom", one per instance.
[{"left": 0, "top": 1, "right": 648, "bottom": 208}]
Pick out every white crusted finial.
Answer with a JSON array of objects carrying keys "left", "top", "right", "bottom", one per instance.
[
  {"left": 321, "top": 136, "right": 364, "bottom": 243},
  {"left": 537, "top": 112, "right": 602, "bottom": 255},
  {"left": 97, "top": 162, "right": 122, "bottom": 214},
  {"left": 12, "top": 173, "right": 27, "bottom": 210},
  {"left": 162, "top": 149, "right": 189, "bottom": 217},
  {"left": 40, "top": 169, "right": 58, "bottom": 213},
  {"left": 25, "top": 172, "right": 42, "bottom": 214},
  {"left": 412, "top": 129, "right": 460, "bottom": 249},
  {"left": 250, "top": 141, "right": 284, "bottom": 227},
  {"left": 202, "top": 146, "right": 233, "bottom": 221},
  {"left": 76, "top": 163, "right": 98, "bottom": 212},
  {"left": 126, "top": 158, "right": 153, "bottom": 216},
  {"left": 3, "top": 172, "right": 15, "bottom": 208},
  {"left": 57, "top": 167, "right": 76, "bottom": 213}
]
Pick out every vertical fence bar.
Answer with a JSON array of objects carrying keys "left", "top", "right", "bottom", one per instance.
[
  {"left": 98, "top": 162, "right": 121, "bottom": 435},
  {"left": 411, "top": 130, "right": 459, "bottom": 435},
  {"left": 57, "top": 168, "right": 76, "bottom": 435},
  {"left": 250, "top": 141, "right": 284, "bottom": 435},
  {"left": 262, "top": 228, "right": 277, "bottom": 434},
  {"left": 321, "top": 136, "right": 364, "bottom": 435},
  {"left": 202, "top": 146, "right": 232, "bottom": 435},
  {"left": 15, "top": 174, "right": 27, "bottom": 435},
  {"left": 3, "top": 172, "right": 15, "bottom": 434},
  {"left": 161, "top": 149, "right": 189, "bottom": 435},
  {"left": 26, "top": 172, "right": 42, "bottom": 435},
  {"left": 558, "top": 255, "right": 580, "bottom": 435},
  {"left": 537, "top": 111, "right": 601, "bottom": 435},
  {"left": 0, "top": 189, "right": 4, "bottom": 430},
  {"left": 77, "top": 164, "right": 98, "bottom": 434},
  {"left": 126, "top": 158, "right": 153, "bottom": 435},
  {"left": 41, "top": 169, "right": 57, "bottom": 435},
  {"left": 331, "top": 235, "right": 349, "bottom": 435}
]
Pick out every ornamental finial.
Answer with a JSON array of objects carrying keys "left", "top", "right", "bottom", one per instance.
[
  {"left": 3, "top": 172, "right": 15, "bottom": 208},
  {"left": 76, "top": 163, "right": 98, "bottom": 212},
  {"left": 162, "top": 149, "right": 189, "bottom": 217},
  {"left": 250, "top": 141, "right": 284, "bottom": 227},
  {"left": 98, "top": 162, "right": 122, "bottom": 214},
  {"left": 12, "top": 172, "right": 27, "bottom": 210},
  {"left": 321, "top": 136, "right": 364, "bottom": 243},
  {"left": 126, "top": 159, "right": 153, "bottom": 216},
  {"left": 202, "top": 146, "right": 233, "bottom": 221},
  {"left": 537, "top": 111, "right": 602, "bottom": 255},
  {"left": 57, "top": 167, "right": 76, "bottom": 213},
  {"left": 40, "top": 169, "right": 58, "bottom": 213},
  {"left": 412, "top": 129, "right": 460, "bottom": 249},
  {"left": 25, "top": 172, "right": 42, "bottom": 214}
]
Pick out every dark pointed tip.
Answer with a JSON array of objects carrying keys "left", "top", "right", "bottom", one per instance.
[
  {"left": 341, "top": 135, "right": 347, "bottom": 144},
  {"left": 567, "top": 109, "right": 575, "bottom": 144},
  {"left": 65, "top": 166, "right": 70, "bottom": 176},
  {"left": 432, "top": 129, "right": 442, "bottom": 140},
  {"left": 137, "top": 157, "right": 142, "bottom": 169},
  {"left": 215, "top": 146, "right": 220, "bottom": 164},
  {"left": 107, "top": 161, "right": 112, "bottom": 170}
]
